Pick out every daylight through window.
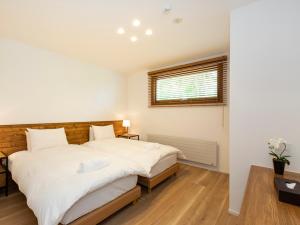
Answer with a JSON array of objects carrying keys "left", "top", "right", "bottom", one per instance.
[{"left": 148, "top": 56, "right": 227, "bottom": 106}]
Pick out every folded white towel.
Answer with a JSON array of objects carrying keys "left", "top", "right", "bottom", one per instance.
[{"left": 77, "top": 159, "right": 109, "bottom": 173}]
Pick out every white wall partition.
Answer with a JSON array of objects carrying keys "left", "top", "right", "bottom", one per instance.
[{"left": 230, "top": 0, "right": 300, "bottom": 214}]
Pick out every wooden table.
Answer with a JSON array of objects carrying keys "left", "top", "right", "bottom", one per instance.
[
  {"left": 117, "top": 134, "right": 139, "bottom": 140},
  {"left": 0, "top": 151, "right": 8, "bottom": 196},
  {"left": 239, "top": 165, "right": 300, "bottom": 225}
]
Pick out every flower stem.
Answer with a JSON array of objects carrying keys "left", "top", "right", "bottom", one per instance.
[{"left": 279, "top": 143, "right": 287, "bottom": 157}]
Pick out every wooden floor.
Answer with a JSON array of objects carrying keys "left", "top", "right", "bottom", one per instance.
[{"left": 0, "top": 165, "right": 238, "bottom": 225}]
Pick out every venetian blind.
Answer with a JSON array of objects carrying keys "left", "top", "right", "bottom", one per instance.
[{"left": 148, "top": 56, "right": 227, "bottom": 106}]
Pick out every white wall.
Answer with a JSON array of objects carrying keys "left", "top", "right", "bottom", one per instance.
[
  {"left": 127, "top": 70, "right": 229, "bottom": 173},
  {"left": 230, "top": 0, "right": 300, "bottom": 214},
  {"left": 0, "top": 39, "right": 127, "bottom": 124}
]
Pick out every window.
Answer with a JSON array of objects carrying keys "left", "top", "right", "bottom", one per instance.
[{"left": 148, "top": 56, "right": 227, "bottom": 106}]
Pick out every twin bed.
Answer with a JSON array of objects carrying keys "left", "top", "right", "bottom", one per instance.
[{"left": 0, "top": 121, "right": 183, "bottom": 225}]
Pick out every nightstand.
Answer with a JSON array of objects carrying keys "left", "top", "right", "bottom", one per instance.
[
  {"left": 0, "top": 151, "right": 8, "bottom": 196},
  {"left": 118, "top": 134, "right": 140, "bottom": 140}
]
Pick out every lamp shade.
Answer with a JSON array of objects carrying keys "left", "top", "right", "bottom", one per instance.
[{"left": 122, "top": 120, "right": 130, "bottom": 128}]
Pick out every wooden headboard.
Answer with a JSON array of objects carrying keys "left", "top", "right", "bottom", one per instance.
[{"left": 0, "top": 120, "right": 125, "bottom": 155}]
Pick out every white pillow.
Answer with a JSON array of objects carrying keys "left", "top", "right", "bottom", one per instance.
[
  {"left": 89, "top": 127, "right": 94, "bottom": 141},
  {"left": 25, "top": 131, "right": 32, "bottom": 151},
  {"left": 92, "top": 125, "right": 115, "bottom": 140},
  {"left": 27, "top": 128, "right": 68, "bottom": 151}
]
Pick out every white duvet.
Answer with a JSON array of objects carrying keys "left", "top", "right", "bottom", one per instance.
[
  {"left": 9, "top": 145, "right": 140, "bottom": 225},
  {"left": 84, "top": 138, "right": 185, "bottom": 177}
]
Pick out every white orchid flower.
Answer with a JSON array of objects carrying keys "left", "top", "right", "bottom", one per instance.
[
  {"left": 268, "top": 138, "right": 287, "bottom": 151},
  {"left": 268, "top": 138, "right": 277, "bottom": 149},
  {"left": 278, "top": 138, "right": 287, "bottom": 144},
  {"left": 274, "top": 140, "right": 281, "bottom": 150}
]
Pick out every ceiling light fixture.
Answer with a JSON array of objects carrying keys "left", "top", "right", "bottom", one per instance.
[
  {"left": 117, "top": 27, "right": 125, "bottom": 34},
  {"left": 145, "top": 29, "right": 153, "bottom": 36},
  {"left": 132, "top": 19, "right": 141, "bottom": 27},
  {"left": 130, "top": 36, "right": 138, "bottom": 42}
]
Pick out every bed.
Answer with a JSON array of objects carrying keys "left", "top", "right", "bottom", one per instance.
[
  {"left": 61, "top": 175, "right": 138, "bottom": 225},
  {"left": 0, "top": 121, "right": 141, "bottom": 225},
  {"left": 139, "top": 154, "right": 179, "bottom": 193},
  {"left": 85, "top": 129, "right": 184, "bottom": 192}
]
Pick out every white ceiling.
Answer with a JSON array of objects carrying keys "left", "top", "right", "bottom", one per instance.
[{"left": 0, "top": 0, "right": 256, "bottom": 74}]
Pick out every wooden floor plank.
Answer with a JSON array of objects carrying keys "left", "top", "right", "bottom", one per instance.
[{"left": 0, "top": 164, "right": 237, "bottom": 225}]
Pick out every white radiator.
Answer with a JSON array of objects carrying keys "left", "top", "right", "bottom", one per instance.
[{"left": 147, "top": 134, "right": 218, "bottom": 167}]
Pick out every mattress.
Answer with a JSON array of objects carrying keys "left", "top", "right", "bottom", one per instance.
[
  {"left": 61, "top": 175, "right": 137, "bottom": 225},
  {"left": 148, "top": 153, "right": 177, "bottom": 178}
]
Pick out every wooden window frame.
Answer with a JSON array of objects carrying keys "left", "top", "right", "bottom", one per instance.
[{"left": 148, "top": 56, "right": 227, "bottom": 107}]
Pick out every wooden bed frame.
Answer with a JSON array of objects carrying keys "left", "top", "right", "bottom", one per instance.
[
  {"left": 0, "top": 120, "right": 126, "bottom": 156},
  {"left": 0, "top": 120, "right": 140, "bottom": 225},
  {"left": 138, "top": 163, "right": 180, "bottom": 193}
]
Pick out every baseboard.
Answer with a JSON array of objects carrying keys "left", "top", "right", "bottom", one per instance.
[
  {"left": 228, "top": 208, "right": 240, "bottom": 216},
  {"left": 178, "top": 159, "right": 227, "bottom": 173}
]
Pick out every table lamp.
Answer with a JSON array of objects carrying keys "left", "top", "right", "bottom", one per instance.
[{"left": 122, "top": 120, "right": 130, "bottom": 134}]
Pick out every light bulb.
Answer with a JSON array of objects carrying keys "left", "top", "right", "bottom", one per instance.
[
  {"left": 130, "top": 36, "right": 138, "bottom": 42},
  {"left": 117, "top": 27, "right": 125, "bottom": 34},
  {"left": 132, "top": 19, "right": 141, "bottom": 27}
]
